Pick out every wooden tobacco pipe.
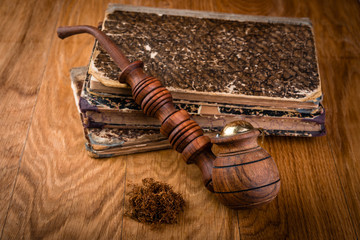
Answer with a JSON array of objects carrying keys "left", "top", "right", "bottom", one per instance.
[{"left": 57, "top": 25, "right": 280, "bottom": 209}]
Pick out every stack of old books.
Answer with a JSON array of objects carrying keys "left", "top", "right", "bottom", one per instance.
[{"left": 70, "top": 4, "right": 325, "bottom": 158}]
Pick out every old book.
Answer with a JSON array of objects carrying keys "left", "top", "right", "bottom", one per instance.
[
  {"left": 84, "top": 128, "right": 171, "bottom": 158},
  {"left": 71, "top": 67, "right": 324, "bottom": 158},
  {"left": 76, "top": 67, "right": 325, "bottom": 137},
  {"left": 70, "top": 67, "right": 325, "bottom": 157},
  {"left": 71, "top": 67, "right": 173, "bottom": 157},
  {"left": 88, "top": 4, "right": 322, "bottom": 113}
]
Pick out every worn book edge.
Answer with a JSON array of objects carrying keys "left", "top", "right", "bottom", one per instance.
[{"left": 74, "top": 67, "right": 326, "bottom": 137}]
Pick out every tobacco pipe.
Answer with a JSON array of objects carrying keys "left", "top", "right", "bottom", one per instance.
[{"left": 57, "top": 25, "right": 280, "bottom": 209}]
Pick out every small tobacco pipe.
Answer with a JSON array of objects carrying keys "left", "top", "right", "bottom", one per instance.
[{"left": 57, "top": 25, "right": 280, "bottom": 209}]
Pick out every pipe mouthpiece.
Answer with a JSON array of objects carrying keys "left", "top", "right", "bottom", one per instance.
[{"left": 57, "top": 27, "right": 67, "bottom": 39}]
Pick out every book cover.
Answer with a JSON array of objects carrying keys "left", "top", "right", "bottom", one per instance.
[{"left": 89, "top": 4, "right": 323, "bottom": 113}]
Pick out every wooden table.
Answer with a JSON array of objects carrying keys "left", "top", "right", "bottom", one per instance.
[{"left": 1, "top": 0, "right": 359, "bottom": 239}]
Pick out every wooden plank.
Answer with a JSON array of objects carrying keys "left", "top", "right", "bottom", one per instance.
[
  {"left": 237, "top": 136, "right": 356, "bottom": 239},
  {"left": 0, "top": 0, "right": 63, "bottom": 233},
  {"left": 320, "top": 57, "right": 360, "bottom": 231},
  {"left": 303, "top": 0, "right": 360, "bottom": 233},
  {"left": 303, "top": 0, "right": 360, "bottom": 59},
  {"left": 1, "top": 0, "right": 126, "bottom": 239},
  {"left": 1, "top": 0, "right": 359, "bottom": 239},
  {"left": 122, "top": 150, "right": 240, "bottom": 239},
  {"left": 232, "top": 1, "right": 360, "bottom": 238}
]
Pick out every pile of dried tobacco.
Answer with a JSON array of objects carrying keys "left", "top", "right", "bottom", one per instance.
[{"left": 126, "top": 178, "right": 185, "bottom": 225}]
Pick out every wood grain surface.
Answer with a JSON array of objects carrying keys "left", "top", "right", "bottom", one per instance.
[
  {"left": 0, "top": 0, "right": 359, "bottom": 239},
  {"left": 0, "top": 0, "right": 63, "bottom": 233}
]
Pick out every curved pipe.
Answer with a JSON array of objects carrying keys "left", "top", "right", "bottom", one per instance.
[
  {"left": 57, "top": 25, "right": 281, "bottom": 209},
  {"left": 57, "top": 25, "right": 130, "bottom": 70}
]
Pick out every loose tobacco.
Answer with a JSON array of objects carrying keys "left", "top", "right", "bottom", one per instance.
[{"left": 126, "top": 178, "right": 185, "bottom": 225}]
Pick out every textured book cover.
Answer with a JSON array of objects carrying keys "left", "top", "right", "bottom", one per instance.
[{"left": 89, "top": 4, "right": 323, "bottom": 113}]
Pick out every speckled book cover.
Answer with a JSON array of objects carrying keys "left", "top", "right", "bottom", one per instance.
[{"left": 89, "top": 4, "right": 323, "bottom": 113}]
